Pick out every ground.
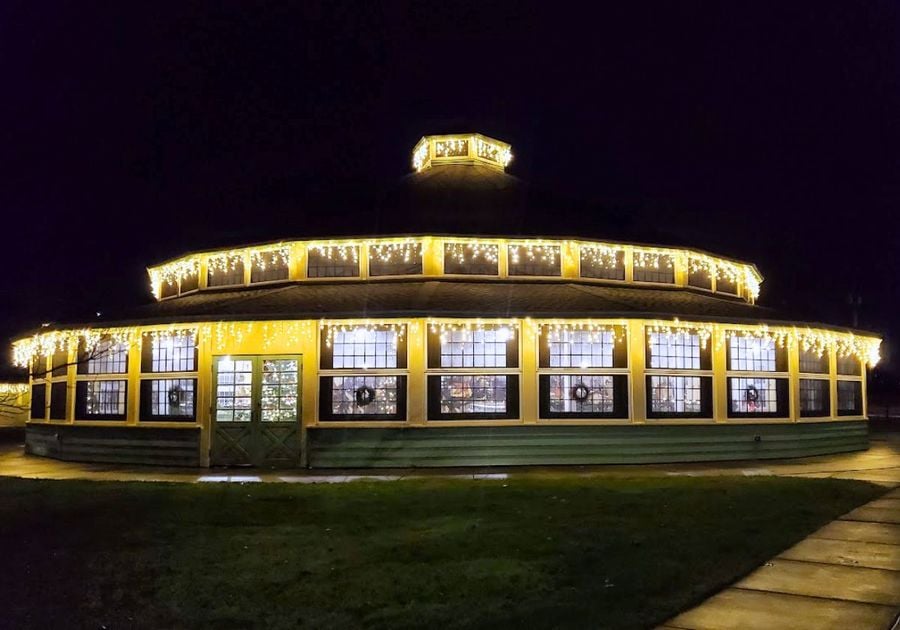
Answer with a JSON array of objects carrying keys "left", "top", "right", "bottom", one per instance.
[{"left": 0, "top": 474, "right": 884, "bottom": 630}]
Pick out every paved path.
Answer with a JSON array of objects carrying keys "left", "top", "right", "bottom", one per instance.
[
  {"left": 661, "top": 487, "right": 900, "bottom": 629},
  {"left": 0, "top": 433, "right": 899, "bottom": 485}
]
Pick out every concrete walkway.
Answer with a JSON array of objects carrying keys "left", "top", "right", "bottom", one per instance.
[
  {"left": 661, "top": 487, "right": 900, "bottom": 630},
  {"left": 0, "top": 433, "right": 899, "bottom": 485}
]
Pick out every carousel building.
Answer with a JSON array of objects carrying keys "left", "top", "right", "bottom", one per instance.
[{"left": 17, "top": 133, "right": 881, "bottom": 468}]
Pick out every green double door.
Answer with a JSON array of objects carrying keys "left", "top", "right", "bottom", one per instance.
[{"left": 210, "top": 355, "right": 302, "bottom": 467}]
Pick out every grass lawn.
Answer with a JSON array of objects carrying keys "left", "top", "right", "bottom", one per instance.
[{"left": 0, "top": 475, "right": 883, "bottom": 629}]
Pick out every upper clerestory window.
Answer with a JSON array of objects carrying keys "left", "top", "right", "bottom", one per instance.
[{"left": 443, "top": 242, "right": 499, "bottom": 275}]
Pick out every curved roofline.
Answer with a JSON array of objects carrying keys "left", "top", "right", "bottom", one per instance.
[{"left": 148, "top": 232, "right": 762, "bottom": 277}]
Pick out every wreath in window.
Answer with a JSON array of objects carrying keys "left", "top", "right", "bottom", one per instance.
[
  {"left": 745, "top": 384, "right": 759, "bottom": 410},
  {"left": 355, "top": 385, "right": 376, "bottom": 407},
  {"left": 572, "top": 383, "right": 591, "bottom": 402},
  {"left": 168, "top": 385, "right": 184, "bottom": 408}
]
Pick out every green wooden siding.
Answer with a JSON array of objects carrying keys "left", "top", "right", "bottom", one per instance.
[
  {"left": 26, "top": 425, "right": 201, "bottom": 467},
  {"left": 308, "top": 422, "right": 869, "bottom": 468}
]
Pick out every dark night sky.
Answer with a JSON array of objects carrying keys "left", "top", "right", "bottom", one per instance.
[{"left": 1, "top": 2, "right": 898, "bottom": 379}]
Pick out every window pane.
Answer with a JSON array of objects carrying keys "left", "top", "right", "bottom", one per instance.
[
  {"left": 84, "top": 380, "right": 127, "bottom": 417},
  {"left": 799, "top": 350, "right": 829, "bottom": 374},
  {"left": 438, "top": 326, "right": 511, "bottom": 368},
  {"left": 800, "top": 379, "right": 829, "bottom": 416},
  {"left": 331, "top": 327, "right": 399, "bottom": 369},
  {"left": 146, "top": 378, "right": 196, "bottom": 419},
  {"left": 580, "top": 248, "right": 625, "bottom": 280},
  {"left": 439, "top": 375, "right": 507, "bottom": 415},
  {"left": 836, "top": 356, "right": 862, "bottom": 376},
  {"left": 368, "top": 243, "right": 423, "bottom": 276},
  {"left": 250, "top": 250, "right": 290, "bottom": 283},
  {"left": 507, "top": 245, "right": 561, "bottom": 276},
  {"left": 207, "top": 258, "right": 245, "bottom": 286},
  {"left": 260, "top": 359, "right": 299, "bottom": 422},
  {"left": 85, "top": 338, "right": 128, "bottom": 374},
  {"left": 215, "top": 359, "right": 253, "bottom": 422},
  {"left": 150, "top": 334, "right": 196, "bottom": 372},
  {"left": 30, "top": 383, "right": 46, "bottom": 419},
  {"left": 729, "top": 377, "right": 779, "bottom": 414},
  {"left": 443, "top": 243, "right": 499, "bottom": 275},
  {"left": 648, "top": 332, "right": 701, "bottom": 370},
  {"left": 546, "top": 329, "right": 614, "bottom": 368},
  {"left": 837, "top": 380, "right": 862, "bottom": 414},
  {"left": 728, "top": 337, "right": 777, "bottom": 372},
  {"left": 329, "top": 375, "right": 399, "bottom": 416},
  {"left": 547, "top": 374, "right": 617, "bottom": 415},
  {"left": 649, "top": 376, "right": 702, "bottom": 414},
  {"left": 633, "top": 254, "right": 675, "bottom": 283},
  {"left": 308, "top": 245, "right": 359, "bottom": 278}
]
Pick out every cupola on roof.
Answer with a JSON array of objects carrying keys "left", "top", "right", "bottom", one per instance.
[{"left": 412, "top": 133, "right": 512, "bottom": 172}]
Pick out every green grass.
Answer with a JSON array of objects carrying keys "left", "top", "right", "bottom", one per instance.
[{"left": 0, "top": 475, "right": 883, "bottom": 629}]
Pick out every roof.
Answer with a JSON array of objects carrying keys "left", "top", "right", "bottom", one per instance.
[{"left": 96, "top": 279, "right": 777, "bottom": 326}]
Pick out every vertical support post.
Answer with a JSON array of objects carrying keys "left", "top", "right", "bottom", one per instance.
[
  {"left": 498, "top": 240, "right": 509, "bottom": 278},
  {"left": 624, "top": 249, "right": 634, "bottom": 283},
  {"left": 126, "top": 335, "right": 141, "bottom": 426},
  {"left": 521, "top": 319, "right": 538, "bottom": 424},
  {"left": 199, "top": 256, "right": 209, "bottom": 289},
  {"left": 407, "top": 318, "right": 427, "bottom": 425},
  {"left": 242, "top": 252, "right": 251, "bottom": 285},
  {"left": 65, "top": 345, "right": 76, "bottom": 423},
  {"left": 561, "top": 241, "right": 579, "bottom": 279},
  {"left": 197, "top": 326, "right": 212, "bottom": 466},
  {"left": 422, "top": 236, "right": 441, "bottom": 276},
  {"left": 712, "top": 326, "right": 728, "bottom": 422},
  {"left": 628, "top": 320, "right": 646, "bottom": 423},
  {"left": 829, "top": 350, "right": 838, "bottom": 420},
  {"left": 359, "top": 243, "right": 370, "bottom": 279},
  {"left": 788, "top": 338, "right": 800, "bottom": 421}
]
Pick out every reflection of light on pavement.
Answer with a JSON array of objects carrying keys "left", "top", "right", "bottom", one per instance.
[{"left": 198, "top": 475, "right": 262, "bottom": 483}]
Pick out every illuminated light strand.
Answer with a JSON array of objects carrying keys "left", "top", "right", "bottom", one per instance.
[
  {"left": 508, "top": 243, "right": 559, "bottom": 265},
  {"left": 0, "top": 383, "right": 29, "bottom": 395},
  {"left": 369, "top": 242, "right": 422, "bottom": 264},
  {"left": 646, "top": 320, "right": 714, "bottom": 350},
  {"left": 321, "top": 321, "right": 407, "bottom": 349},
  {"left": 412, "top": 142, "right": 429, "bottom": 171},
  {"left": 309, "top": 244, "right": 359, "bottom": 263},
  {"left": 250, "top": 245, "right": 290, "bottom": 270},
  {"left": 542, "top": 321, "right": 625, "bottom": 346},
  {"left": 434, "top": 139, "right": 468, "bottom": 158},
  {"left": 207, "top": 250, "right": 245, "bottom": 274},
  {"left": 427, "top": 319, "right": 518, "bottom": 344},
  {"left": 445, "top": 242, "right": 499, "bottom": 264},
  {"left": 633, "top": 249, "right": 676, "bottom": 270},
  {"left": 723, "top": 326, "right": 881, "bottom": 366},
  {"left": 149, "top": 258, "right": 199, "bottom": 298},
  {"left": 580, "top": 244, "right": 624, "bottom": 269},
  {"left": 475, "top": 137, "right": 512, "bottom": 166},
  {"left": 12, "top": 325, "right": 199, "bottom": 369}
]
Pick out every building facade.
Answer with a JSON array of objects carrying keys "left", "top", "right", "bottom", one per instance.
[{"left": 17, "top": 134, "right": 881, "bottom": 468}]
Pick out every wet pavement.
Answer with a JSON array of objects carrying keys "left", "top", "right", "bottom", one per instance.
[{"left": 1, "top": 433, "right": 899, "bottom": 485}]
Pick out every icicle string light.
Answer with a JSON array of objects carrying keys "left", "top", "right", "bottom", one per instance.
[
  {"left": 508, "top": 243, "right": 560, "bottom": 265},
  {"left": 445, "top": 242, "right": 499, "bottom": 264},
  {"left": 543, "top": 322, "right": 625, "bottom": 346},
  {"left": 369, "top": 242, "right": 421, "bottom": 263},
  {"left": 250, "top": 245, "right": 290, "bottom": 270},
  {"left": 646, "top": 320, "right": 714, "bottom": 350},
  {"left": 148, "top": 238, "right": 764, "bottom": 301},
  {"left": 581, "top": 244, "right": 624, "bottom": 269},
  {"left": 427, "top": 319, "right": 519, "bottom": 344},
  {"left": 320, "top": 321, "right": 407, "bottom": 349},
  {"left": 0, "top": 383, "right": 29, "bottom": 395}
]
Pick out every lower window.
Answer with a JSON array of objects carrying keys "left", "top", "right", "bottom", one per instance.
[
  {"left": 75, "top": 380, "right": 127, "bottom": 420},
  {"left": 319, "top": 375, "right": 406, "bottom": 421},
  {"left": 30, "top": 383, "right": 46, "bottom": 420},
  {"left": 49, "top": 382, "right": 67, "bottom": 420},
  {"left": 646, "top": 375, "right": 712, "bottom": 418},
  {"left": 727, "top": 377, "right": 788, "bottom": 418},
  {"left": 539, "top": 374, "right": 628, "bottom": 419},
  {"left": 837, "top": 380, "right": 862, "bottom": 416},
  {"left": 800, "top": 379, "right": 830, "bottom": 417},
  {"left": 428, "top": 374, "right": 519, "bottom": 420},
  {"left": 140, "top": 378, "right": 197, "bottom": 421}
]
